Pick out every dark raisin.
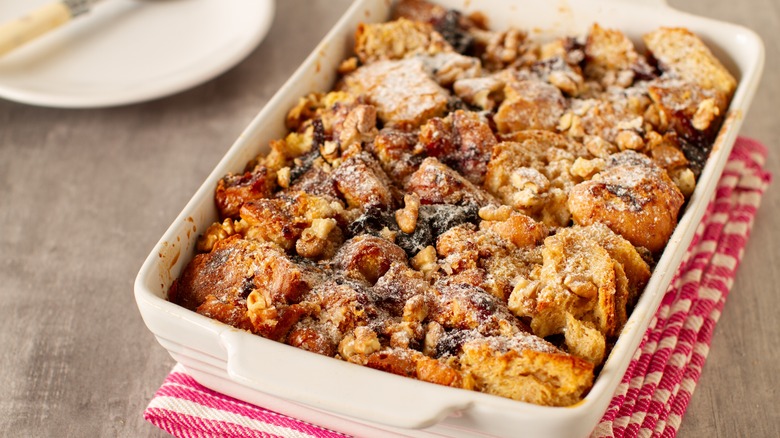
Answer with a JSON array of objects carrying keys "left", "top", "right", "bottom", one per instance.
[
  {"left": 347, "top": 206, "right": 397, "bottom": 237},
  {"left": 632, "top": 58, "right": 658, "bottom": 82},
  {"left": 239, "top": 276, "right": 255, "bottom": 298},
  {"left": 425, "top": 203, "right": 479, "bottom": 236},
  {"left": 446, "top": 96, "right": 468, "bottom": 113},
  {"left": 433, "top": 10, "right": 474, "bottom": 55},
  {"left": 288, "top": 149, "right": 320, "bottom": 183},
  {"left": 469, "top": 291, "right": 498, "bottom": 318},
  {"left": 393, "top": 204, "right": 479, "bottom": 257},
  {"left": 435, "top": 330, "right": 474, "bottom": 358},
  {"left": 678, "top": 137, "right": 710, "bottom": 178},
  {"left": 312, "top": 118, "right": 327, "bottom": 149},
  {"left": 395, "top": 219, "right": 434, "bottom": 257}
]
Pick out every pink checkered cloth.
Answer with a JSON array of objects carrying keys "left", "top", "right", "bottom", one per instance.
[{"left": 144, "top": 137, "right": 772, "bottom": 438}]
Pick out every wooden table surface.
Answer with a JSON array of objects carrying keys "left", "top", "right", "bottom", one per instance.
[{"left": 1, "top": 0, "right": 777, "bottom": 436}]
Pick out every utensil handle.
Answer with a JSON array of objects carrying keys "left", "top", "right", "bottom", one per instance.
[
  {"left": 221, "top": 330, "right": 473, "bottom": 429},
  {"left": 0, "top": 2, "right": 73, "bottom": 57}
]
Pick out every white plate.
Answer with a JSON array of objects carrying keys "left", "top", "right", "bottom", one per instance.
[{"left": 0, "top": 0, "right": 275, "bottom": 108}]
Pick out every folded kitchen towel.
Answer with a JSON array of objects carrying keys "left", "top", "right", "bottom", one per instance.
[{"left": 144, "top": 137, "right": 772, "bottom": 438}]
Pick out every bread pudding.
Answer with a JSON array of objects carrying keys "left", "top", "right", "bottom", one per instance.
[{"left": 169, "top": 0, "right": 735, "bottom": 407}]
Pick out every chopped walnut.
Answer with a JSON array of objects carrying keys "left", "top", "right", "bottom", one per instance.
[
  {"left": 566, "top": 114, "right": 586, "bottom": 139},
  {"left": 507, "top": 277, "right": 540, "bottom": 317},
  {"left": 379, "top": 226, "right": 398, "bottom": 242},
  {"left": 197, "top": 218, "right": 246, "bottom": 252},
  {"left": 423, "top": 321, "right": 445, "bottom": 357},
  {"left": 476, "top": 27, "right": 528, "bottom": 70},
  {"left": 389, "top": 321, "right": 422, "bottom": 348},
  {"left": 558, "top": 112, "right": 573, "bottom": 132},
  {"left": 339, "top": 326, "right": 381, "bottom": 364},
  {"left": 510, "top": 167, "right": 550, "bottom": 195},
  {"left": 395, "top": 193, "right": 421, "bottom": 234},
  {"left": 320, "top": 140, "right": 339, "bottom": 164},
  {"left": 246, "top": 289, "right": 279, "bottom": 332},
  {"left": 421, "top": 52, "right": 482, "bottom": 87},
  {"left": 570, "top": 157, "right": 606, "bottom": 179},
  {"left": 286, "top": 93, "right": 322, "bottom": 131},
  {"left": 669, "top": 167, "right": 696, "bottom": 198},
  {"left": 337, "top": 57, "right": 359, "bottom": 75},
  {"left": 692, "top": 97, "right": 720, "bottom": 131},
  {"left": 296, "top": 218, "right": 340, "bottom": 259},
  {"left": 548, "top": 70, "right": 582, "bottom": 96},
  {"left": 453, "top": 76, "right": 504, "bottom": 110},
  {"left": 403, "top": 294, "right": 429, "bottom": 323},
  {"left": 276, "top": 167, "right": 291, "bottom": 189},
  {"left": 584, "top": 135, "right": 618, "bottom": 158},
  {"left": 410, "top": 245, "right": 438, "bottom": 277},
  {"left": 615, "top": 130, "right": 644, "bottom": 151},
  {"left": 338, "top": 104, "right": 379, "bottom": 151},
  {"left": 478, "top": 205, "right": 512, "bottom": 222}
]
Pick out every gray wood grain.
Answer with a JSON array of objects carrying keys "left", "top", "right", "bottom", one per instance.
[{"left": 0, "top": 0, "right": 776, "bottom": 437}]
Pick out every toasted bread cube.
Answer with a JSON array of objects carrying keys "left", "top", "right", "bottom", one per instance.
[
  {"left": 355, "top": 18, "right": 451, "bottom": 63},
  {"left": 341, "top": 58, "right": 450, "bottom": 128},
  {"left": 333, "top": 152, "right": 397, "bottom": 211},
  {"left": 644, "top": 27, "right": 737, "bottom": 100},
  {"left": 406, "top": 157, "right": 498, "bottom": 207},
  {"left": 494, "top": 80, "right": 566, "bottom": 133},
  {"left": 458, "top": 333, "right": 594, "bottom": 406},
  {"left": 334, "top": 235, "right": 408, "bottom": 285}
]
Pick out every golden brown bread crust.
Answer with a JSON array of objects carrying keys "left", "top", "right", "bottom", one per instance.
[
  {"left": 173, "top": 236, "right": 312, "bottom": 311},
  {"left": 508, "top": 227, "right": 627, "bottom": 338},
  {"left": 572, "top": 222, "right": 651, "bottom": 303},
  {"left": 457, "top": 333, "right": 594, "bottom": 406},
  {"left": 568, "top": 151, "right": 685, "bottom": 253},
  {"left": 170, "top": 1, "right": 735, "bottom": 407},
  {"left": 478, "top": 210, "right": 548, "bottom": 249},
  {"left": 494, "top": 80, "right": 566, "bottom": 133},
  {"left": 428, "top": 283, "right": 525, "bottom": 335},
  {"left": 354, "top": 18, "right": 452, "bottom": 64},
  {"left": 643, "top": 27, "right": 737, "bottom": 101},
  {"left": 647, "top": 79, "right": 727, "bottom": 144},
  {"left": 417, "top": 110, "right": 497, "bottom": 185},
  {"left": 406, "top": 157, "right": 498, "bottom": 207},
  {"left": 332, "top": 152, "right": 397, "bottom": 211},
  {"left": 196, "top": 295, "right": 255, "bottom": 332},
  {"left": 368, "top": 127, "right": 421, "bottom": 184},
  {"left": 215, "top": 167, "right": 276, "bottom": 220},
  {"left": 584, "top": 23, "right": 653, "bottom": 89},
  {"left": 585, "top": 23, "right": 639, "bottom": 72},
  {"left": 366, "top": 348, "right": 474, "bottom": 389},
  {"left": 334, "top": 235, "right": 408, "bottom": 285},
  {"left": 171, "top": 236, "right": 324, "bottom": 339},
  {"left": 341, "top": 58, "right": 450, "bottom": 128}
]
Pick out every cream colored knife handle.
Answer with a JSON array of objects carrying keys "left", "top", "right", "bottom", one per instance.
[{"left": 0, "top": 2, "right": 73, "bottom": 57}]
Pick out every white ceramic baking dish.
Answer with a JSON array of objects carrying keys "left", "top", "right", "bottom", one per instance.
[{"left": 135, "top": 0, "right": 764, "bottom": 436}]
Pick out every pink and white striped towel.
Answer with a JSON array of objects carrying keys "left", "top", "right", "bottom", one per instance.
[{"left": 144, "top": 137, "right": 772, "bottom": 438}]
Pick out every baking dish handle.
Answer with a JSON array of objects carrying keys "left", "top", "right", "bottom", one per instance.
[{"left": 221, "top": 330, "right": 473, "bottom": 429}]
